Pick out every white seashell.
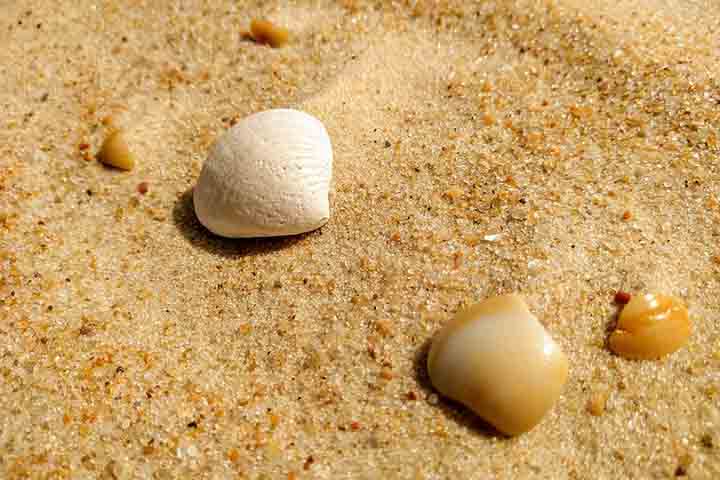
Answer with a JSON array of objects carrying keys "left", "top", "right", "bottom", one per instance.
[
  {"left": 193, "top": 109, "right": 333, "bottom": 238},
  {"left": 427, "top": 294, "right": 568, "bottom": 436}
]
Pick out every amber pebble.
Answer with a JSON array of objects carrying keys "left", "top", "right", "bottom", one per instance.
[
  {"left": 97, "top": 131, "right": 135, "bottom": 171},
  {"left": 250, "top": 19, "right": 289, "bottom": 48},
  {"left": 609, "top": 293, "right": 690, "bottom": 360}
]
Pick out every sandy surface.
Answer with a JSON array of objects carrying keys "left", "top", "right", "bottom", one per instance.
[{"left": 2, "top": 0, "right": 720, "bottom": 478}]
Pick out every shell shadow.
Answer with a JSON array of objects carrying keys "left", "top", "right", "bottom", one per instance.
[
  {"left": 413, "top": 337, "right": 506, "bottom": 440},
  {"left": 172, "top": 187, "right": 317, "bottom": 259}
]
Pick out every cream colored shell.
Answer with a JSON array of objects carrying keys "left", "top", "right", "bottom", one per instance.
[
  {"left": 193, "top": 109, "right": 332, "bottom": 238},
  {"left": 428, "top": 294, "right": 569, "bottom": 436}
]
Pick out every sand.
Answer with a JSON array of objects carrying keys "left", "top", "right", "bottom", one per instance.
[{"left": 1, "top": 0, "right": 719, "bottom": 478}]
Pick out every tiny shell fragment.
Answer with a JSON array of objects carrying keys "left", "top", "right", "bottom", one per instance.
[
  {"left": 609, "top": 293, "right": 690, "bottom": 360},
  {"left": 427, "top": 294, "right": 569, "bottom": 436},
  {"left": 97, "top": 131, "right": 135, "bottom": 171},
  {"left": 250, "top": 19, "right": 289, "bottom": 48}
]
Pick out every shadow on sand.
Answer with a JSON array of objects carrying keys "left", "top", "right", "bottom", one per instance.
[{"left": 171, "top": 187, "right": 319, "bottom": 259}]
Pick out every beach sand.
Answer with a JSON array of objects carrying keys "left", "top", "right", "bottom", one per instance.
[{"left": 1, "top": 0, "right": 719, "bottom": 477}]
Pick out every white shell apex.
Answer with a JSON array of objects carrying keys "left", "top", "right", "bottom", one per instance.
[{"left": 193, "top": 109, "right": 333, "bottom": 238}]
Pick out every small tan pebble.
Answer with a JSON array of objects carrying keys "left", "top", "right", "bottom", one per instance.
[
  {"left": 379, "top": 368, "right": 393, "bottom": 380},
  {"left": 374, "top": 319, "right": 393, "bottom": 336},
  {"left": 97, "top": 130, "right": 135, "bottom": 171},
  {"left": 427, "top": 294, "right": 568, "bottom": 436},
  {"left": 269, "top": 412, "right": 280, "bottom": 428},
  {"left": 569, "top": 105, "right": 592, "bottom": 120},
  {"left": 227, "top": 448, "right": 240, "bottom": 462},
  {"left": 463, "top": 233, "right": 482, "bottom": 246},
  {"left": 587, "top": 391, "right": 608, "bottom": 416},
  {"left": 609, "top": 293, "right": 691, "bottom": 360},
  {"left": 250, "top": 19, "right": 289, "bottom": 48},
  {"left": 443, "top": 188, "right": 463, "bottom": 201}
]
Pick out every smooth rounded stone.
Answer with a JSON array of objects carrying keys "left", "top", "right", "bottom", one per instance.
[
  {"left": 97, "top": 130, "right": 135, "bottom": 171},
  {"left": 427, "top": 294, "right": 569, "bottom": 436},
  {"left": 250, "top": 19, "right": 290, "bottom": 48},
  {"left": 194, "top": 109, "right": 333, "bottom": 238},
  {"left": 609, "top": 293, "right": 690, "bottom": 360}
]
